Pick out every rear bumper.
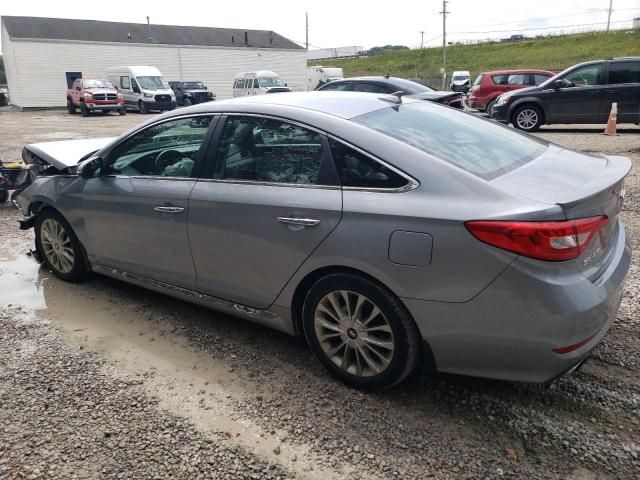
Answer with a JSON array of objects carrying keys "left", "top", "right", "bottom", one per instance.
[
  {"left": 404, "top": 221, "right": 632, "bottom": 383},
  {"left": 467, "top": 96, "right": 484, "bottom": 109}
]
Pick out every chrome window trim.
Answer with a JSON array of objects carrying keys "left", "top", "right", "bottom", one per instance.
[
  {"left": 102, "top": 175, "right": 196, "bottom": 181},
  {"left": 216, "top": 113, "right": 420, "bottom": 193},
  {"left": 196, "top": 178, "right": 341, "bottom": 190}
]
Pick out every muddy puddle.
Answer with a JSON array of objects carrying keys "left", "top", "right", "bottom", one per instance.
[{"left": 0, "top": 253, "right": 342, "bottom": 479}]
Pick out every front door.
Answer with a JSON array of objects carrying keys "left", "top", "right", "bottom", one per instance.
[
  {"left": 80, "top": 115, "right": 216, "bottom": 289},
  {"left": 189, "top": 115, "right": 342, "bottom": 308},
  {"left": 544, "top": 63, "right": 606, "bottom": 123}
]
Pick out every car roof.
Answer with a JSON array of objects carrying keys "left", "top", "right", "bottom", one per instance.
[
  {"left": 481, "top": 69, "right": 555, "bottom": 75},
  {"left": 163, "top": 91, "right": 420, "bottom": 120}
]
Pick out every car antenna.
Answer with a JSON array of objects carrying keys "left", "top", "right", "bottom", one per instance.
[{"left": 379, "top": 91, "right": 404, "bottom": 104}]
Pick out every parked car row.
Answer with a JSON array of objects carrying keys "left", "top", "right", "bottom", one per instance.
[{"left": 468, "top": 57, "right": 640, "bottom": 132}]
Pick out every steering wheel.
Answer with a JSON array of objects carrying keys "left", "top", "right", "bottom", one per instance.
[{"left": 154, "top": 149, "right": 186, "bottom": 174}]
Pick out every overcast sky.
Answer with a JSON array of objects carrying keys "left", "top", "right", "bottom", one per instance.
[{"left": 1, "top": 0, "right": 639, "bottom": 51}]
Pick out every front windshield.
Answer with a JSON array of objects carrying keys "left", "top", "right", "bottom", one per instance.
[
  {"left": 452, "top": 76, "right": 468, "bottom": 81},
  {"left": 181, "top": 82, "right": 205, "bottom": 89},
  {"left": 83, "top": 80, "right": 113, "bottom": 89},
  {"left": 353, "top": 101, "right": 546, "bottom": 180},
  {"left": 137, "top": 76, "right": 169, "bottom": 90},
  {"left": 259, "top": 77, "right": 285, "bottom": 88}
]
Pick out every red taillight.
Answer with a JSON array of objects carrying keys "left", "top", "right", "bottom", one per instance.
[
  {"left": 552, "top": 334, "right": 596, "bottom": 354},
  {"left": 465, "top": 216, "right": 608, "bottom": 262}
]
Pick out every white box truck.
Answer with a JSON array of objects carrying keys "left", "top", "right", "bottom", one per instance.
[
  {"left": 307, "top": 66, "right": 344, "bottom": 91},
  {"left": 106, "top": 66, "right": 176, "bottom": 113}
]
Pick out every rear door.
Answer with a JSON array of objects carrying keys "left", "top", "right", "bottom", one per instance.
[
  {"left": 544, "top": 63, "right": 606, "bottom": 123},
  {"left": 603, "top": 60, "right": 640, "bottom": 123},
  {"left": 188, "top": 114, "right": 342, "bottom": 308}
]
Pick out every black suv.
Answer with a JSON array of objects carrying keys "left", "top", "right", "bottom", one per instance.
[
  {"left": 169, "top": 81, "right": 215, "bottom": 106},
  {"left": 316, "top": 76, "right": 464, "bottom": 109},
  {"left": 492, "top": 57, "right": 640, "bottom": 131}
]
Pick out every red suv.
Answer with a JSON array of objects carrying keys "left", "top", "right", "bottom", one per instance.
[{"left": 468, "top": 69, "right": 555, "bottom": 116}]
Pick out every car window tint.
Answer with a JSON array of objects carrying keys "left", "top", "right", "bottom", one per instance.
[
  {"left": 120, "top": 76, "right": 130, "bottom": 89},
  {"left": 473, "top": 75, "right": 484, "bottom": 86},
  {"left": 533, "top": 74, "right": 551, "bottom": 85},
  {"left": 565, "top": 65, "right": 604, "bottom": 86},
  {"left": 215, "top": 117, "right": 323, "bottom": 185},
  {"left": 319, "top": 82, "right": 350, "bottom": 91},
  {"left": 352, "top": 82, "right": 389, "bottom": 94},
  {"left": 105, "top": 116, "right": 213, "bottom": 177},
  {"left": 492, "top": 74, "right": 508, "bottom": 85},
  {"left": 329, "top": 139, "right": 408, "bottom": 189},
  {"left": 607, "top": 61, "right": 640, "bottom": 84},
  {"left": 507, "top": 74, "right": 527, "bottom": 85},
  {"left": 253, "top": 79, "right": 260, "bottom": 88},
  {"left": 353, "top": 102, "right": 546, "bottom": 180}
]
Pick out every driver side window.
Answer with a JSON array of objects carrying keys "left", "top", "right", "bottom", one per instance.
[
  {"left": 565, "top": 65, "right": 604, "bottom": 87},
  {"left": 105, "top": 116, "right": 213, "bottom": 178}
]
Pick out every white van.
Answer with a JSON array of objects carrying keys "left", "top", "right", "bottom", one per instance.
[
  {"left": 307, "top": 66, "right": 344, "bottom": 91},
  {"left": 449, "top": 70, "right": 471, "bottom": 93},
  {"left": 106, "top": 66, "right": 176, "bottom": 113},
  {"left": 232, "top": 71, "right": 292, "bottom": 97}
]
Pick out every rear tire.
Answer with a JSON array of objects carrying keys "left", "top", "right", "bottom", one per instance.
[
  {"left": 119, "top": 106, "right": 126, "bottom": 116},
  {"left": 35, "top": 209, "right": 90, "bottom": 282},
  {"left": 302, "top": 273, "right": 421, "bottom": 390},
  {"left": 0, "top": 190, "right": 8, "bottom": 203},
  {"left": 67, "top": 99, "right": 76, "bottom": 114},
  {"left": 80, "top": 102, "right": 89, "bottom": 117},
  {"left": 512, "top": 104, "right": 543, "bottom": 132}
]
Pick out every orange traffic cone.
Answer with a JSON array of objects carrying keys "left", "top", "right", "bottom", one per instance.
[{"left": 603, "top": 102, "right": 618, "bottom": 136}]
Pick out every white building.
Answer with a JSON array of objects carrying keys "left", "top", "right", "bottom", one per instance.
[{"left": 1, "top": 16, "right": 307, "bottom": 108}]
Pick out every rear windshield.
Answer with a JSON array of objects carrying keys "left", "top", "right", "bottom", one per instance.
[
  {"left": 473, "top": 75, "right": 483, "bottom": 86},
  {"left": 353, "top": 102, "right": 546, "bottom": 180}
]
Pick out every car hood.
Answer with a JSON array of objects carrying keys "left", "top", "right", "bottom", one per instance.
[
  {"left": 183, "top": 89, "right": 210, "bottom": 93},
  {"left": 22, "top": 137, "right": 115, "bottom": 171},
  {"left": 85, "top": 88, "right": 117, "bottom": 94}
]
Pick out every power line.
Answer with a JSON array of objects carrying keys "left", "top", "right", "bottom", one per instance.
[{"left": 449, "top": 18, "right": 634, "bottom": 35}]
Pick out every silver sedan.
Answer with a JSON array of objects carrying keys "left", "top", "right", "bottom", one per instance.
[{"left": 18, "top": 92, "right": 632, "bottom": 390}]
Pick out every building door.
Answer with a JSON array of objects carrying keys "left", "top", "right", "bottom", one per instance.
[{"left": 65, "top": 72, "right": 82, "bottom": 89}]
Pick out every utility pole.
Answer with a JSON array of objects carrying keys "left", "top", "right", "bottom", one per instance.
[
  {"left": 439, "top": 1, "right": 449, "bottom": 89},
  {"left": 305, "top": 12, "right": 309, "bottom": 50},
  {"left": 606, "top": 0, "right": 613, "bottom": 32},
  {"left": 420, "top": 30, "right": 425, "bottom": 49}
]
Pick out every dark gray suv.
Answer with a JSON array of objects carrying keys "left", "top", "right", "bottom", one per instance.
[{"left": 492, "top": 57, "right": 640, "bottom": 131}]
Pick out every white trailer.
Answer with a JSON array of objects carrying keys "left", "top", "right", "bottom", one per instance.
[{"left": 307, "top": 66, "right": 344, "bottom": 91}]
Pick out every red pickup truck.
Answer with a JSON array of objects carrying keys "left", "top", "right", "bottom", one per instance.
[{"left": 67, "top": 79, "right": 126, "bottom": 116}]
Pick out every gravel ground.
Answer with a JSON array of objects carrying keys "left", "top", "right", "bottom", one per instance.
[{"left": 0, "top": 108, "right": 639, "bottom": 479}]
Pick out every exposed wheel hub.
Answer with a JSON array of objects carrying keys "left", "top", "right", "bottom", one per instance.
[{"left": 346, "top": 328, "right": 358, "bottom": 340}]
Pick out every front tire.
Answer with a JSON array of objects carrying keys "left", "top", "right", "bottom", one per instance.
[
  {"left": 486, "top": 99, "right": 496, "bottom": 118},
  {"left": 138, "top": 101, "right": 149, "bottom": 114},
  {"left": 67, "top": 98, "right": 77, "bottom": 114},
  {"left": 184, "top": 97, "right": 193, "bottom": 107},
  {"left": 80, "top": 102, "right": 89, "bottom": 117},
  {"left": 35, "top": 209, "right": 89, "bottom": 282},
  {"left": 512, "top": 104, "right": 543, "bottom": 132},
  {"left": 0, "top": 190, "right": 8, "bottom": 203},
  {"left": 119, "top": 105, "right": 126, "bottom": 116},
  {"left": 302, "top": 273, "right": 421, "bottom": 390}
]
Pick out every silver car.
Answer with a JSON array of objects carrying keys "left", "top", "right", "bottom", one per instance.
[{"left": 18, "top": 92, "right": 632, "bottom": 390}]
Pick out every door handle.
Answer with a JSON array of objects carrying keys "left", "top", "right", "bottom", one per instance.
[
  {"left": 154, "top": 206, "right": 185, "bottom": 213},
  {"left": 277, "top": 217, "right": 320, "bottom": 227}
]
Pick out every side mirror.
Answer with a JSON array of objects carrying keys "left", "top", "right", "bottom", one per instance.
[
  {"left": 77, "top": 156, "right": 102, "bottom": 179},
  {"left": 76, "top": 87, "right": 81, "bottom": 91},
  {"left": 133, "top": 86, "right": 141, "bottom": 94},
  {"left": 552, "top": 79, "right": 571, "bottom": 90}
]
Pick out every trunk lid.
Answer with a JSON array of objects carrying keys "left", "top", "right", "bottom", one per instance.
[{"left": 492, "top": 145, "right": 630, "bottom": 280}]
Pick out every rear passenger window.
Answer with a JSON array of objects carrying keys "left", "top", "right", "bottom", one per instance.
[
  {"left": 215, "top": 116, "right": 324, "bottom": 185},
  {"left": 236, "top": 79, "right": 246, "bottom": 89},
  {"left": 507, "top": 74, "right": 527, "bottom": 85},
  {"left": 253, "top": 79, "right": 260, "bottom": 88},
  {"left": 492, "top": 74, "right": 508, "bottom": 85},
  {"left": 319, "top": 82, "right": 350, "bottom": 91},
  {"left": 329, "top": 139, "right": 409, "bottom": 189},
  {"left": 353, "top": 82, "right": 389, "bottom": 94},
  {"left": 607, "top": 62, "right": 640, "bottom": 84}
]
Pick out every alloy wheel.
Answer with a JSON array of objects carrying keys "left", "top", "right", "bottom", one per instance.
[
  {"left": 516, "top": 109, "right": 538, "bottom": 130},
  {"left": 314, "top": 290, "right": 395, "bottom": 377},
  {"left": 40, "top": 218, "right": 74, "bottom": 274}
]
